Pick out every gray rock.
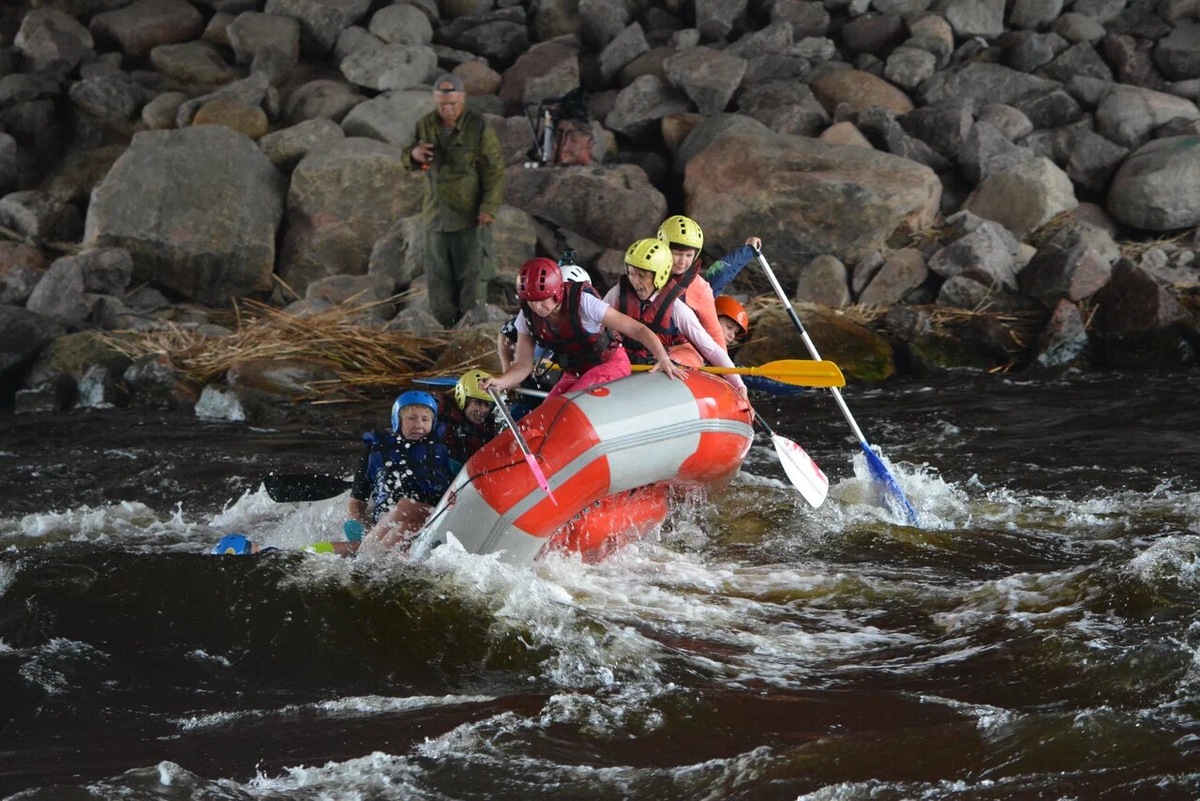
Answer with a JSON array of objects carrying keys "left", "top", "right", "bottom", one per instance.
[
  {"left": 858, "top": 247, "right": 928, "bottom": 305},
  {"left": 26, "top": 258, "right": 90, "bottom": 331},
  {"left": 368, "top": 4, "right": 433, "bottom": 46},
  {"left": 599, "top": 22, "right": 650, "bottom": 84},
  {"left": 227, "top": 11, "right": 300, "bottom": 68},
  {"left": 339, "top": 43, "right": 438, "bottom": 92},
  {"left": 606, "top": 74, "right": 691, "bottom": 145},
  {"left": 263, "top": 0, "right": 373, "bottom": 56},
  {"left": 84, "top": 125, "right": 286, "bottom": 305},
  {"left": 278, "top": 136, "right": 409, "bottom": 294},
  {"left": 1154, "top": 21, "right": 1200, "bottom": 82},
  {"left": 258, "top": 116, "right": 345, "bottom": 169},
  {"left": 0, "top": 305, "right": 66, "bottom": 376},
  {"left": 663, "top": 46, "right": 746, "bottom": 116},
  {"left": 963, "top": 157, "right": 1079, "bottom": 238},
  {"left": 1107, "top": 135, "right": 1200, "bottom": 230},
  {"left": 15, "top": 7, "right": 96, "bottom": 74},
  {"left": 89, "top": 0, "right": 205, "bottom": 59},
  {"left": 797, "top": 254, "right": 851, "bottom": 307},
  {"left": 1018, "top": 241, "right": 1112, "bottom": 307},
  {"left": 0, "top": 190, "right": 82, "bottom": 242},
  {"left": 280, "top": 77, "right": 366, "bottom": 125},
  {"left": 735, "top": 80, "right": 829, "bottom": 136},
  {"left": 685, "top": 132, "right": 941, "bottom": 264}
]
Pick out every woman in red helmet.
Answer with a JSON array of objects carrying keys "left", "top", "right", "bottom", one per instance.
[{"left": 484, "top": 257, "right": 685, "bottom": 398}]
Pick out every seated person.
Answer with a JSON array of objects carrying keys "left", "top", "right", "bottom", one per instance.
[
  {"left": 354, "top": 390, "right": 455, "bottom": 551},
  {"left": 436, "top": 369, "right": 499, "bottom": 470},
  {"left": 714, "top": 294, "right": 750, "bottom": 351},
  {"left": 603, "top": 238, "right": 746, "bottom": 396},
  {"left": 657, "top": 214, "right": 761, "bottom": 350},
  {"left": 484, "top": 257, "right": 685, "bottom": 399}
]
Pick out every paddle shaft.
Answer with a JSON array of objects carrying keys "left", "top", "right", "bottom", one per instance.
[
  {"left": 754, "top": 250, "right": 870, "bottom": 443},
  {"left": 754, "top": 248, "right": 918, "bottom": 524},
  {"left": 488, "top": 386, "right": 557, "bottom": 503}
]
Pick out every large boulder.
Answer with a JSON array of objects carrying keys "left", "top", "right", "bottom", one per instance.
[
  {"left": 83, "top": 126, "right": 286, "bottom": 305},
  {"left": 684, "top": 133, "right": 941, "bottom": 266},
  {"left": 503, "top": 163, "right": 667, "bottom": 252},
  {"left": 277, "top": 136, "right": 409, "bottom": 294}
]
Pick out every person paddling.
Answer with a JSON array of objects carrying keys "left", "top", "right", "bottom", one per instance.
[
  {"left": 483, "top": 257, "right": 685, "bottom": 398},
  {"left": 604, "top": 239, "right": 747, "bottom": 396},
  {"left": 656, "top": 214, "right": 762, "bottom": 351}
]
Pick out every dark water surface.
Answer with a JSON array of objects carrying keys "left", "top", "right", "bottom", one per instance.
[{"left": 2, "top": 370, "right": 1199, "bottom": 800}]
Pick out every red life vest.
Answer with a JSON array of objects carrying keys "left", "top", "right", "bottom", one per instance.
[
  {"left": 614, "top": 276, "right": 689, "bottom": 364},
  {"left": 521, "top": 282, "right": 616, "bottom": 373},
  {"left": 436, "top": 392, "right": 498, "bottom": 466}
]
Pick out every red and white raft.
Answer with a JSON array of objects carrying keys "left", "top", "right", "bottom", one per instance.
[{"left": 412, "top": 369, "right": 755, "bottom": 565}]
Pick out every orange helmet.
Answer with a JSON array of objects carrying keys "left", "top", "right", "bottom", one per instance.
[{"left": 714, "top": 295, "right": 749, "bottom": 336}]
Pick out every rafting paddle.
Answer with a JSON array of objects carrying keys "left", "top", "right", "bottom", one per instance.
[
  {"left": 488, "top": 385, "right": 557, "bottom": 505},
  {"left": 753, "top": 248, "right": 919, "bottom": 525},
  {"left": 753, "top": 413, "right": 828, "bottom": 508},
  {"left": 630, "top": 358, "right": 845, "bottom": 388},
  {"left": 264, "top": 472, "right": 352, "bottom": 502}
]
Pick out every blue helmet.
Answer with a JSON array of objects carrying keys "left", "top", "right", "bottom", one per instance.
[
  {"left": 211, "top": 533, "right": 253, "bottom": 555},
  {"left": 392, "top": 389, "right": 439, "bottom": 431}
]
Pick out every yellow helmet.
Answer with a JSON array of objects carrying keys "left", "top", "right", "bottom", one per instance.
[
  {"left": 624, "top": 238, "right": 673, "bottom": 290},
  {"left": 657, "top": 214, "right": 704, "bottom": 250},
  {"left": 453, "top": 369, "right": 492, "bottom": 410}
]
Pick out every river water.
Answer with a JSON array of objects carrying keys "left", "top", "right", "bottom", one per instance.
[{"left": 1, "top": 369, "right": 1199, "bottom": 800}]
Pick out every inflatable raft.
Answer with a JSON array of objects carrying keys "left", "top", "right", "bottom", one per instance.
[{"left": 411, "top": 370, "right": 755, "bottom": 565}]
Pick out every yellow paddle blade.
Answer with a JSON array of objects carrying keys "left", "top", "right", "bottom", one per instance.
[{"left": 631, "top": 359, "right": 845, "bottom": 388}]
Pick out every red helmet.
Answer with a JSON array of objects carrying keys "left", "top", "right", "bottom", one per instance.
[
  {"left": 517, "top": 257, "right": 564, "bottom": 302},
  {"left": 714, "top": 295, "right": 749, "bottom": 335}
]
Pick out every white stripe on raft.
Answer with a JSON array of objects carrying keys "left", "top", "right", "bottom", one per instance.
[{"left": 411, "top": 371, "right": 754, "bottom": 565}]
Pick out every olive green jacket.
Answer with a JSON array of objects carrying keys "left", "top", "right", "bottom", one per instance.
[{"left": 406, "top": 108, "right": 506, "bottom": 232}]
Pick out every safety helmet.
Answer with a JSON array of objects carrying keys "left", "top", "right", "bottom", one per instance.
[
  {"left": 714, "top": 295, "right": 750, "bottom": 335},
  {"left": 454, "top": 369, "right": 493, "bottom": 410},
  {"left": 657, "top": 214, "right": 704, "bottom": 250},
  {"left": 392, "top": 389, "right": 438, "bottom": 432},
  {"left": 211, "top": 533, "right": 253, "bottom": 555},
  {"left": 517, "top": 257, "right": 564, "bottom": 302},
  {"left": 560, "top": 263, "right": 591, "bottom": 284},
  {"left": 624, "top": 238, "right": 673, "bottom": 290}
]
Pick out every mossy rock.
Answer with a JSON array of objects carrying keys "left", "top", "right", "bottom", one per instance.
[
  {"left": 25, "top": 331, "right": 134, "bottom": 387},
  {"left": 737, "top": 304, "right": 896, "bottom": 382}
]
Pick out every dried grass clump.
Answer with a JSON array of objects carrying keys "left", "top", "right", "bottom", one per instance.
[{"left": 97, "top": 298, "right": 452, "bottom": 402}]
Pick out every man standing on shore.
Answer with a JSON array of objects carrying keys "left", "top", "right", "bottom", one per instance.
[{"left": 407, "top": 73, "right": 506, "bottom": 328}]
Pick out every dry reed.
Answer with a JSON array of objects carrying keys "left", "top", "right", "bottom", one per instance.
[{"left": 96, "top": 297, "right": 453, "bottom": 402}]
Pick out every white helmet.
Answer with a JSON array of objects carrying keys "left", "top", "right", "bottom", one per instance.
[{"left": 561, "top": 264, "right": 591, "bottom": 284}]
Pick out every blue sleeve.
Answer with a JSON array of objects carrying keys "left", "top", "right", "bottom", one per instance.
[
  {"left": 743, "top": 375, "right": 808, "bottom": 396},
  {"left": 704, "top": 245, "right": 756, "bottom": 295}
]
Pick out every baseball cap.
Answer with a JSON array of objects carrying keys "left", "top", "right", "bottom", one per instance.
[{"left": 433, "top": 73, "right": 464, "bottom": 94}]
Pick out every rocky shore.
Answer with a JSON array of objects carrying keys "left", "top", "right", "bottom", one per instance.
[{"left": 1, "top": 0, "right": 1198, "bottom": 417}]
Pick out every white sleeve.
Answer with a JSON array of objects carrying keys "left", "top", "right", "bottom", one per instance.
[
  {"left": 577, "top": 292, "right": 610, "bottom": 333},
  {"left": 672, "top": 300, "right": 746, "bottom": 392},
  {"left": 514, "top": 309, "right": 532, "bottom": 336},
  {"left": 602, "top": 285, "right": 619, "bottom": 305}
]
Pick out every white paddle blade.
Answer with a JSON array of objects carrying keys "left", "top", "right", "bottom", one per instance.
[{"left": 772, "top": 434, "right": 829, "bottom": 508}]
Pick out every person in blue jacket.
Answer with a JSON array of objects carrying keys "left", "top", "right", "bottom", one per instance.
[
  {"left": 350, "top": 389, "right": 455, "bottom": 550},
  {"left": 211, "top": 391, "right": 454, "bottom": 557}
]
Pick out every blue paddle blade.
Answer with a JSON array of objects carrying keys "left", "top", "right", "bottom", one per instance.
[
  {"left": 414, "top": 376, "right": 459, "bottom": 387},
  {"left": 861, "top": 443, "right": 920, "bottom": 526}
]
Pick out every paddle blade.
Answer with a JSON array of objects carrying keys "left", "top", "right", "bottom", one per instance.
[
  {"left": 860, "top": 443, "right": 919, "bottom": 525},
  {"left": 264, "top": 473, "right": 352, "bottom": 503},
  {"left": 772, "top": 434, "right": 829, "bottom": 508},
  {"left": 525, "top": 453, "right": 557, "bottom": 505}
]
